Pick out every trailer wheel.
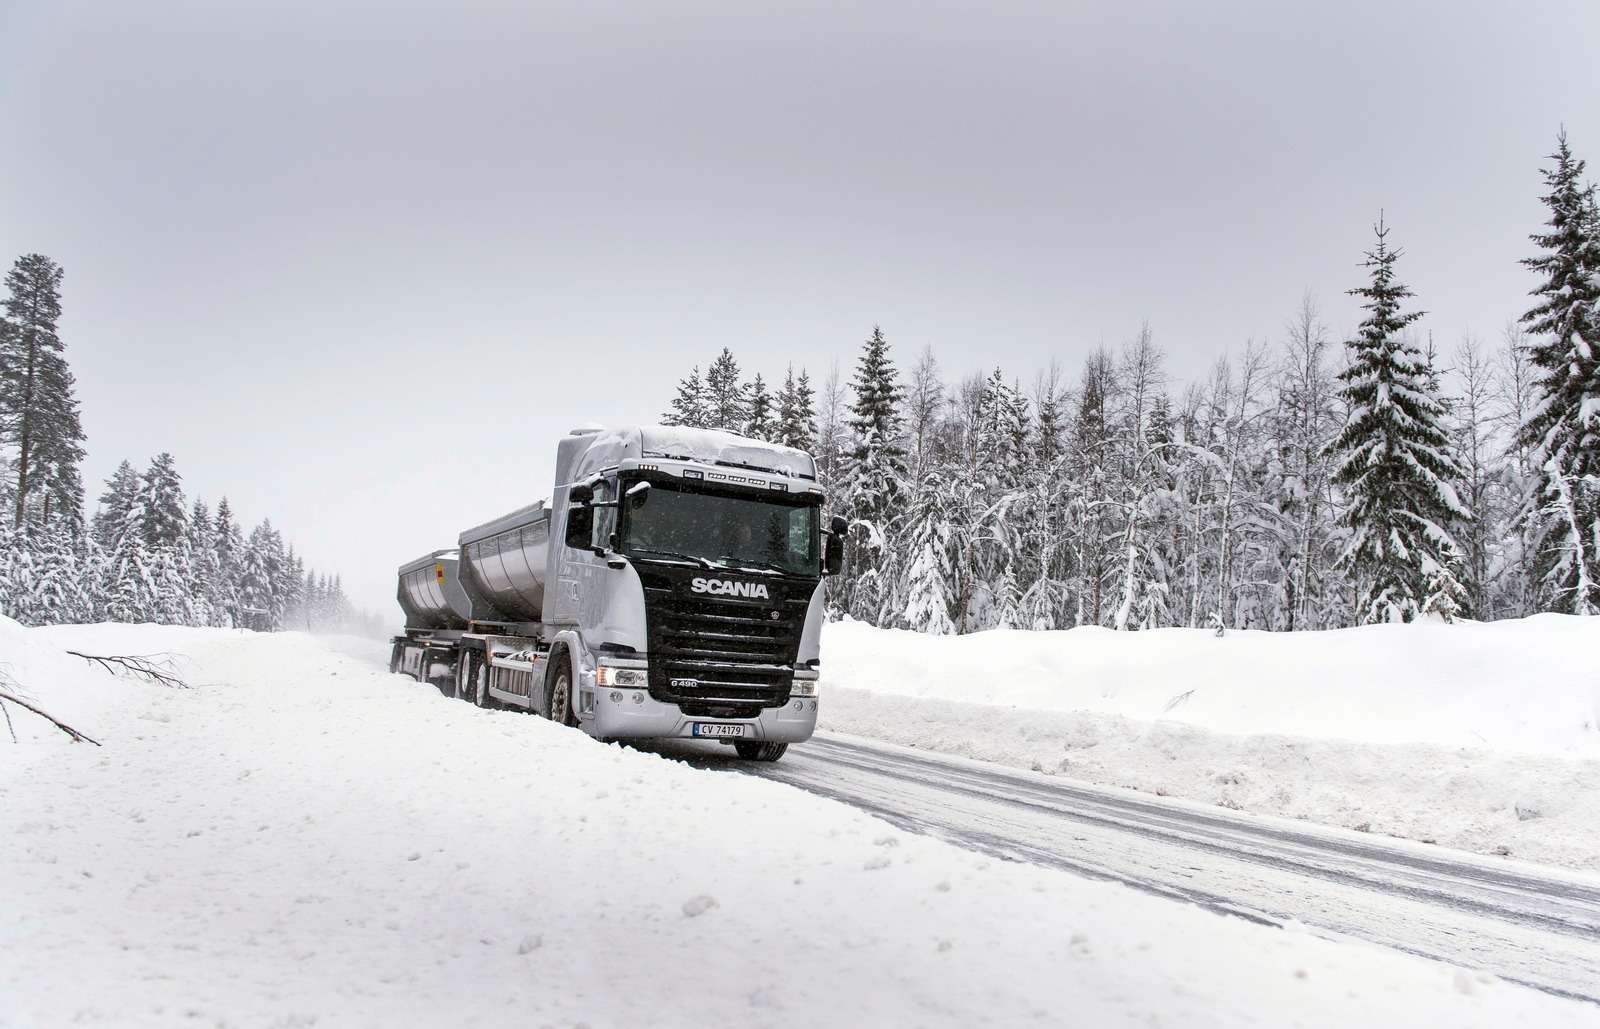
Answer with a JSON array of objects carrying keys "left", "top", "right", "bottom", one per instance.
[
  {"left": 454, "top": 650, "right": 475, "bottom": 702},
  {"left": 734, "top": 741, "right": 788, "bottom": 762},
  {"left": 544, "top": 654, "right": 579, "bottom": 727},
  {"left": 474, "top": 657, "right": 494, "bottom": 709},
  {"left": 389, "top": 642, "right": 403, "bottom": 675}
]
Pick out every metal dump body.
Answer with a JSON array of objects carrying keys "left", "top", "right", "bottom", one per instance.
[
  {"left": 457, "top": 501, "right": 552, "bottom": 623},
  {"left": 396, "top": 550, "right": 473, "bottom": 631}
]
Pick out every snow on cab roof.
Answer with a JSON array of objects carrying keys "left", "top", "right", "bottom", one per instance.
[
  {"left": 564, "top": 424, "right": 816, "bottom": 483},
  {"left": 637, "top": 424, "right": 816, "bottom": 479}
]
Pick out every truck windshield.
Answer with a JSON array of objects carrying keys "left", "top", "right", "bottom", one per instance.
[{"left": 622, "top": 480, "right": 820, "bottom": 576}]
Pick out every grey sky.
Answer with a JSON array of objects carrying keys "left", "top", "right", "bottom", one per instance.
[{"left": 3, "top": 0, "right": 1597, "bottom": 615}]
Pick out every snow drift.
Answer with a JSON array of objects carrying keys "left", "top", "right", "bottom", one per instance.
[
  {"left": 3, "top": 616, "right": 1594, "bottom": 1027},
  {"left": 819, "top": 614, "right": 1600, "bottom": 869}
]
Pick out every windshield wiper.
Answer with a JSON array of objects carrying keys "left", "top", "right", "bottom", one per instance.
[
  {"left": 714, "top": 555, "right": 800, "bottom": 576},
  {"left": 628, "top": 547, "right": 725, "bottom": 570}
]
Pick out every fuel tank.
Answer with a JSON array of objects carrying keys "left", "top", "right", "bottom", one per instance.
[
  {"left": 457, "top": 501, "right": 551, "bottom": 624},
  {"left": 396, "top": 550, "right": 473, "bottom": 631}
]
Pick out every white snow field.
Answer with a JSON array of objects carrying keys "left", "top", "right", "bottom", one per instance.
[
  {"left": 819, "top": 615, "right": 1600, "bottom": 870},
  {"left": 3, "top": 617, "right": 1596, "bottom": 1027}
]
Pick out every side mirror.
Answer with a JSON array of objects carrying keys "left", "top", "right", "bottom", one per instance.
[
  {"left": 824, "top": 534, "right": 844, "bottom": 576},
  {"left": 829, "top": 515, "right": 848, "bottom": 537},
  {"left": 569, "top": 482, "right": 595, "bottom": 505},
  {"left": 564, "top": 505, "right": 593, "bottom": 551}
]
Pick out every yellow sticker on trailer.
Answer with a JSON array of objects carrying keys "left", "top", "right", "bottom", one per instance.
[{"left": 435, "top": 563, "right": 445, "bottom": 584}]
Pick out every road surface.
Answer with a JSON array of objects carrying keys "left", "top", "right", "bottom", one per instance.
[{"left": 646, "top": 731, "right": 1600, "bottom": 1004}]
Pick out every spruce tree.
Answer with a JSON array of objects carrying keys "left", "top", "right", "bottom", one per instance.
[
  {"left": 745, "top": 373, "right": 773, "bottom": 441},
  {"left": 775, "top": 367, "right": 816, "bottom": 451},
  {"left": 704, "top": 348, "right": 748, "bottom": 431},
  {"left": 213, "top": 498, "right": 244, "bottom": 625},
  {"left": 663, "top": 366, "right": 709, "bottom": 428},
  {"left": 188, "top": 498, "right": 221, "bottom": 626},
  {"left": 1329, "top": 219, "right": 1471, "bottom": 623},
  {"left": 239, "top": 522, "right": 281, "bottom": 630},
  {"left": 1518, "top": 131, "right": 1600, "bottom": 613},
  {"left": 842, "top": 326, "right": 908, "bottom": 621},
  {"left": 93, "top": 461, "right": 143, "bottom": 550},
  {"left": 898, "top": 472, "right": 957, "bottom": 634},
  {"left": 139, "top": 452, "right": 189, "bottom": 551},
  {"left": 0, "top": 254, "right": 86, "bottom": 534}
]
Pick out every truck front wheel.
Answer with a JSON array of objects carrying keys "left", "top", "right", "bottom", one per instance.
[
  {"left": 545, "top": 664, "right": 579, "bottom": 727},
  {"left": 734, "top": 741, "right": 788, "bottom": 762}
]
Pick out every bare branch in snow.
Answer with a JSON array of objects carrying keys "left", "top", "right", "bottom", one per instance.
[
  {"left": 0, "top": 686, "right": 102, "bottom": 746},
  {"left": 65, "top": 651, "right": 190, "bottom": 689}
]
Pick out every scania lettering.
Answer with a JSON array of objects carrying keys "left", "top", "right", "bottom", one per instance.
[
  {"left": 387, "top": 425, "right": 844, "bottom": 762},
  {"left": 691, "top": 578, "right": 772, "bottom": 599}
]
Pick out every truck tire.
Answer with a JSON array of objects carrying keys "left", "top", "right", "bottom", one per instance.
[
  {"left": 474, "top": 657, "right": 494, "bottom": 709},
  {"left": 734, "top": 741, "right": 788, "bottom": 762},
  {"left": 454, "top": 650, "right": 475, "bottom": 702},
  {"left": 389, "top": 642, "right": 403, "bottom": 675},
  {"left": 544, "top": 652, "right": 579, "bottom": 728}
]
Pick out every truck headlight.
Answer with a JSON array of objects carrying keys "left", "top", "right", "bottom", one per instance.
[
  {"left": 596, "top": 665, "right": 646, "bottom": 687},
  {"left": 791, "top": 679, "right": 817, "bottom": 697}
]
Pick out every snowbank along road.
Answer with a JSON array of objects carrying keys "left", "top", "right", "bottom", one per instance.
[
  {"left": 650, "top": 732, "right": 1600, "bottom": 1005},
  {"left": 6, "top": 621, "right": 1600, "bottom": 1027}
]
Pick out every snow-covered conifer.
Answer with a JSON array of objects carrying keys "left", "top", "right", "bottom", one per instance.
[
  {"left": 745, "top": 373, "right": 773, "bottom": 441},
  {"left": 138, "top": 452, "right": 188, "bottom": 551},
  {"left": 0, "top": 254, "right": 86, "bottom": 534},
  {"left": 704, "top": 348, "right": 748, "bottom": 432},
  {"left": 841, "top": 326, "right": 908, "bottom": 622},
  {"left": 1329, "top": 219, "right": 1471, "bottom": 623},
  {"left": 776, "top": 366, "right": 817, "bottom": 452},
  {"left": 1518, "top": 132, "right": 1600, "bottom": 613},
  {"left": 93, "top": 461, "right": 142, "bottom": 551},
  {"left": 663, "top": 366, "right": 709, "bottom": 428}
]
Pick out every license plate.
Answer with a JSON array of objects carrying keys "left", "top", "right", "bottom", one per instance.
[{"left": 691, "top": 722, "right": 747, "bottom": 738}]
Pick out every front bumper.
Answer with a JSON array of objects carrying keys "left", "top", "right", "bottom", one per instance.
[{"left": 585, "top": 687, "right": 819, "bottom": 742}]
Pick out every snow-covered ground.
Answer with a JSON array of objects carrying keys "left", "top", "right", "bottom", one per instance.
[
  {"left": 4, "top": 617, "right": 1596, "bottom": 1027},
  {"left": 819, "top": 615, "right": 1600, "bottom": 870}
]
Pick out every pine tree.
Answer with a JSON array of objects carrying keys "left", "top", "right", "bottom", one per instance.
[
  {"left": 774, "top": 367, "right": 816, "bottom": 452},
  {"left": 1329, "top": 219, "right": 1471, "bottom": 623},
  {"left": 841, "top": 326, "right": 908, "bottom": 622},
  {"left": 704, "top": 348, "right": 748, "bottom": 431},
  {"left": 27, "top": 522, "right": 88, "bottom": 624},
  {"left": 745, "top": 373, "right": 773, "bottom": 441},
  {"left": 188, "top": 498, "right": 221, "bottom": 626},
  {"left": 139, "top": 452, "right": 189, "bottom": 551},
  {"left": 278, "top": 545, "right": 305, "bottom": 628},
  {"left": 213, "top": 497, "right": 244, "bottom": 625},
  {"left": 897, "top": 472, "right": 958, "bottom": 634},
  {"left": 102, "top": 535, "right": 156, "bottom": 623},
  {"left": 663, "top": 366, "right": 709, "bottom": 428},
  {"left": 1518, "top": 131, "right": 1600, "bottom": 613},
  {"left": 0, "top": 254, "right": 86, "bottom": 534},
  {"left": 239, "top": 521, "right": 283, "bottom": 630},
  {"left": 93, "top": 461, "right": 142, "bottom": 551}
]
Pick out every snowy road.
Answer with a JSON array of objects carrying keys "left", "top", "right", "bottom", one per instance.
[{"left": 649, "top": 732, "right": 1600, "bottom": 1005}]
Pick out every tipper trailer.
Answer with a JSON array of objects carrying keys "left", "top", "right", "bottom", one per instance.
[{"left": 389, "top": 424, "right": 844, "bottom": 761}]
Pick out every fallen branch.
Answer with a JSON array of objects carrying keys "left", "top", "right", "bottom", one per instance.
[
  {"left": 0, "top": 688, "right": 101, "bottom": 746},
  {"left": 65, "top": 651, "right": 189, "bottom": 689}
]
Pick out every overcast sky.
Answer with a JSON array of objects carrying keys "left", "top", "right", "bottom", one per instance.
[{"left": 3, "top": 0, "right": 1598, "bottom": 616}]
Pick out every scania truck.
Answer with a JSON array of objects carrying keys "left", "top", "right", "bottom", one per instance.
[{"left": 388, "top": 424, "right": 843, "bottom": 762}]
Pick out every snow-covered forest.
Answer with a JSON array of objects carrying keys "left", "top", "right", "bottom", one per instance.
[
  {"left": 662, "top": 134, "right": 1600, "bottom": 632},
  {"left": 0, "top": 255, "right": 377, "bottom": 634}
]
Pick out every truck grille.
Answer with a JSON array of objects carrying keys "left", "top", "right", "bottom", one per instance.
[{"left": 641, "top": 580, "right": 807, "bottom": 719}]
